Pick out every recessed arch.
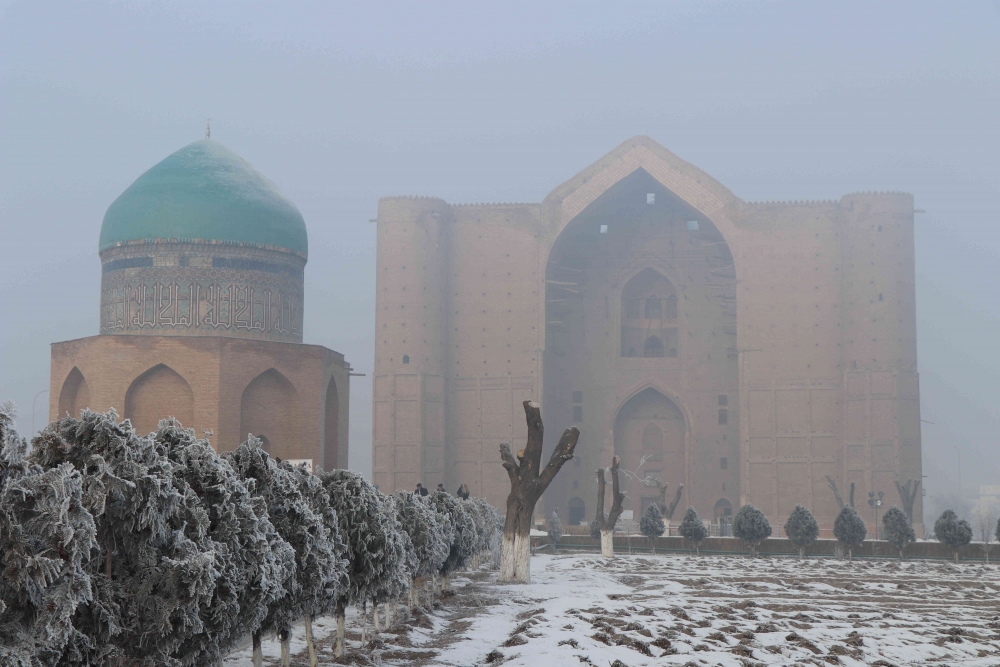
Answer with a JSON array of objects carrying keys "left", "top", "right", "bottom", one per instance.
[
  {"left": 124, "top": 364, "right": 194, "bottom": 435},
  {"left": 240, "top": 368, "right": 300, "bottom": 460},
  {"left": 613, "top": 387, "right": 685, "bottom": 511},
  {"left": 323, "top": 376, "right": 339, "bottom": 471},
  {"left": 58, "top": 367, "right": 91, "bottom": 419},
  {"left": 622, "top": 268, "right": 679, "bottom": 358},
  {"left": 713, "top": 497, "right": 733, "bottom": 521},
  {"left": 567, "top": 496, "right": 586, "bottom": 526}
]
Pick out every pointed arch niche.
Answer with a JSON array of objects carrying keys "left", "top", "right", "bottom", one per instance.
[
  {"left": 240, "top": 369, "right": 300, "bottom": 460},
  {"left": 613, "top": 387, "right": 685, "bottom": 511},
  {"left": 621, "top": 269, "right": 678, "bottom": 358},
  {"left": 124, "top": 364, "right": 194, "bottom": 435},
  {"left": 58, "top": 367, "right": 91, "bottom": 419}
]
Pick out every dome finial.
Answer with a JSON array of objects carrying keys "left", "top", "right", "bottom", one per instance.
[{"left": 205, "top": 118, "right": 211, "bottom": 139}]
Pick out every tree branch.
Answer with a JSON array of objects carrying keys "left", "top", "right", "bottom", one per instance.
[
  {"left": 664, "top": 485, "right": 684, "bottom": 521},
  {"left": 595, "top": 467, "right": 607, "bottom": 525},
  {"left": 606, "top": 455, "right": 625, "bottom": 528},
  {"left": 499, "top": 442, "right": 519, "bottom": 481},
  {"left": 825, "top": 475, "right": 845, "bottom": 510},
  {"left": 520, "top": 401, "right": 544, "bottom": 480},
  {"left": 536, "top": 427, "right": 580, "bottom": 490}
]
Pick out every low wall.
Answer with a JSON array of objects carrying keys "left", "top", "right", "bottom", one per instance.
[{"left": 533, "top": 535, "right": 992, "bottom": 561}]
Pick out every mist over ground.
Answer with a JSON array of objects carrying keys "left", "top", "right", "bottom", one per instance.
[{"left": 1, "top": 1, "right": 998, "bottom": 516}]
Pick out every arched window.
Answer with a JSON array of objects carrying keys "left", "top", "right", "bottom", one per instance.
[
  {"left": 644, "top": 297, "right": 662, "bottom": 319},
  {"left": 402, "top": 355, "right": 410, "bottom": 364},
  {"left": 644, "top": 336, "right": 664, "bottom": 357},
  {"left": 58, "top": 367, "right": 91, "bottom": 419},
  {"left": 240, "top": 369, "right": 300, "bottom": 459},
  {"left": 621, "top": 268, "right": 679, "bottom": 358}
]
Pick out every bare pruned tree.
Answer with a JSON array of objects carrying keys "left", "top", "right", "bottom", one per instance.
[
  {"left": 894, "top": 478, "right": 921, "bottom": 525},
  {"left": 498, "top": 401, "right": 580, "bottom": 584},
  {"left": 593, "top": 455, "right": 626, "bottom": 557},
  {"left": 826, "top": 475, "right": 855, "bottom": 509}
]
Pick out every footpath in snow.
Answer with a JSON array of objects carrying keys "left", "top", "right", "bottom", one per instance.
[{"left": 229, "top": 552, "right": 1000, "bottom": 666}]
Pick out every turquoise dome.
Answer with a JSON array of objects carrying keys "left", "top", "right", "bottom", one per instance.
[{"left": 100, "top": 139, "right": 308, "bottom": 256}]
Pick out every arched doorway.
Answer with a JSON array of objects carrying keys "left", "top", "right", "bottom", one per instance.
[
  {"left": 613, "top": 387, "right": 685, "bottom": 512},
  {"left": 124, "top": 364, "right": 194, "bottom": 435},
  {"left": 568, "top": 497, "right": 586, "bottom": 526},
  {"left": 58, "top": 367, "right": 91, "bottom": 419},
  {"left": 713, "top": 498, "right": 733, "bottom": 521},
  {"left": 240, "top": 369, "right": 300, "bottom": 460}
]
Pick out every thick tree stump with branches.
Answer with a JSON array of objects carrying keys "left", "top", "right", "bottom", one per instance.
[
  {"left": 498, "top": 401, "right": 580, "bottom": 583},
  {"left": 594, "top": 455, "right": 626, "bottom": 557},
  {"left": 645, "top": 477, "right": 684, "bottom": 522}
]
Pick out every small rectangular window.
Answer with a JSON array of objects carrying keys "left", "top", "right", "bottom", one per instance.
[
  {"left": 646, "top": 193, "right": 655, "bottom": 205},
  {"left": 718, "top": 394, "right": 728, "bottom": 406},
  {"left": 718, "top": 408, "right": 728, "bottom": 425},
  {"left": 645, "top": 469, "right": 661, "bottom": 480},
  {"left": 686, "top": 220, "right": 699, "bottom": 231},
  {"left": 572, "top": 391, "right": 583, "bottom": 403},
  {"left": 573, "top": 405, "right": 583, "bottom": 422},
  {"left": 720, "top": 457, "right": 728, "bottom": 470},
  {"left": 599, "top": 224, "right": 608, "bottom": 234}
]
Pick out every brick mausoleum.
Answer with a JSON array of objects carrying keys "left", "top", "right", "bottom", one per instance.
[
  {"left": 50, "top": 135, "right": 350, "bottom": 468},
  {"left": 372, "top": 136, "right": 922, "bottom": 531}
]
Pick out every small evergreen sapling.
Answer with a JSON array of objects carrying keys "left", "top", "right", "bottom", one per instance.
[
  {"left": 639, "top": 503, "right": 665, "bottom": 553},
  {"left": 881, "top": 506, "right": 915, "bottom": 560},
  {"left": 393, "top": 491, "right": 451, "bottom": 607},
  {"left": 429, "top": 491, "right": 478, "bottom": 582},
  {"left": 319, "top": 469, "right": 409, "bottom": 658},
  {"left": 548, "top": 511, "right": 564, "bottom": 551},
  {"left": 833, "top": 506, "right": 867, "bottom": 560},
  {"left": 732, "top": 504, "right": 772, "bottom": 557},
  {"left": 678, "top": 507, "right": 708, "bottom": 555},
  {"left": 783, "top": 505, "right": 819, "bottom": 559},
  {"left": 934, "top": 509, "right": 973, "bottom": 563}
]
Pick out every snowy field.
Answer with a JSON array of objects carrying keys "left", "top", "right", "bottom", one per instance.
[{"left": 228, "top": 552, "right": 1000, "bottom": 666}]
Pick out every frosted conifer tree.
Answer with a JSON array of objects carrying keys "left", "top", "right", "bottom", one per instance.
[
  {"left": 678, "top": 507, "right": 708, "bottom": 555},
  {"left": 285, "top": 462, "right": 348, "bottom": 665},
  {"left": 225, "top": 439, "right": 335, "bottom": 666},
  {"left": 783, "top": 505, "right": 819, "bottom": 559},
  {"left": 732, "top": 504, "right": 772, "bottom": 557},
  {"left": 31, "top": 410, "right": 218, "bottom": 667},
  {"left": 319, "top": 469, "right": 408, "bottom": 658},
  {"left": 548, "top": 511, "right": 564, "bottom": 551},
  {"left": 474, "top": 498, "right": 503, "bottom": 568},
  {"left": 934, "top": 509, "right": 973, "bottom": 563},
  {"left": 881, "top": 506, "right": 915, "bottom": 560},
  {"left": 429, "top": 491, "right": 478, "bottom": 580},
  {"left": 155, "top": 421, "right": 290, "bottom": 666},
  {"left": 0, "top": 402, "right": 97, "bottom": 667},
  {"left": 393, "top": 491, "right": 451, "bottom": 606},
  {"left": 639, "top": 503, "right": 665, "bottom": 553},
  {"left": 833, "top": 505, "right": 867, "bottom": 560}
]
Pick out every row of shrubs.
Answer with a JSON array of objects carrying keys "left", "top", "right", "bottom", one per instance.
[
  {"left": 0, "top": 405, "right": 501, "bottom": 667},
  {"left": 552, "top": 500, "right": 994, "bottom": 562}
]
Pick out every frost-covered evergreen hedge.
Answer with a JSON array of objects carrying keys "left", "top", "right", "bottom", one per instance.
[{"left": 0, "top": 406, "right": 502, "bottom": 665}]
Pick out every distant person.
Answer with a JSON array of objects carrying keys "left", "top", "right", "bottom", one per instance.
[
  {"left": 416, "top": 483, "right": 428, "bottom": 496},
  {"left": 437, "top": 483, "right": 447, "bottom": 493},
  {"left": 456, "top": 484, "right": 470, "bottom": 499}
]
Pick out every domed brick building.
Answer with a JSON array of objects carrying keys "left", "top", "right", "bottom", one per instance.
[{"left": 50, "top": 136, "right": 350, "bottom": 468}]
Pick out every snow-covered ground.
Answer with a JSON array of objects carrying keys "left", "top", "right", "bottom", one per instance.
[{"left": 227, "top": 552, "right": 1000, "bottom": 666}]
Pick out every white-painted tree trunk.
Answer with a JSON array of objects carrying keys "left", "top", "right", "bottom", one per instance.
[
  {"left": 499, "top": 531, "right": 531, "bottom": 583},
  {"left": 304, "top": 615, "right": 318, "bottom": 667},
  {"left": 280, "top": 631, "right": 290, "bottom": 666},
  {"left": 335, "top": 606, "right": 346, "bottom": 658},
  {"left": 601, "top": 530, "right": 614, "bottom": 558},
  {"left": 252, "top": 632, "right": 263, "bottom": 667},
  {"left": 373, "top": 604, "right": 380, "bottom": 632}
]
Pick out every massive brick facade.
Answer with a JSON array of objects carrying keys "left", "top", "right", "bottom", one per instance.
[{"left": 373, "top": 136, "right": 922, "bottom": 530}]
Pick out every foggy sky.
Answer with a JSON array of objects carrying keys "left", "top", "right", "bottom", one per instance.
[{"left": 2, "top": 1, "right": 998, "bottom": 518}]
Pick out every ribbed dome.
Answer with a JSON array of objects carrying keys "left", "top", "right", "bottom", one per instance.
[{"left": 99, "top": 139, "right": 308, "bottom": 256}]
